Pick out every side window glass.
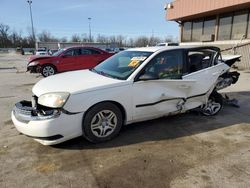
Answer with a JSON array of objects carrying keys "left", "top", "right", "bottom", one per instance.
[
  {"left": 64, "top": 49, "right": 74, "bottom": 56},
  {"left": 64, "top": 49, "right": 80, "bottom": 56},
  {"left": 214, "top": 53, "right": 222, "bottom": 65},
  {"left": 188, "top": 50, "right": 216, "bottom": 73},
  {"left": 89, "top": 49, "right": 101, "bottom": 54},
  {"left": 80, "top": 48, "right": 91, "bottom": 55},
  {"left": 74, "top": 49, "right": 81, "bottom": 56},
  {"left": 144, "top": 50, "right": 183, "bottom": 79}
]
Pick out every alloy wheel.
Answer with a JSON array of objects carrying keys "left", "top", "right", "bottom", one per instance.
[
  {"left": 42, "top": 65, "right": 55, "bottom": 77},
  {"left": 90, "top": 110, "right": 118, "bottom": 138},
  {"left": 202, "top": 99, "right": 222, "bottom": 116}
]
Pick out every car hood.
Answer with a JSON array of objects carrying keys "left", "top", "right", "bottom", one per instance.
[
  {"left": 28, "top": 55, "right": 53, "bottom": 63},
  {"left": 32, "top": 70, "right": 128, "bottom": 97}
]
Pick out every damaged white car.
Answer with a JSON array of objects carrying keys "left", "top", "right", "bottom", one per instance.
[{"left": 11, "top": 46, "right": 240, "bottom": 145}]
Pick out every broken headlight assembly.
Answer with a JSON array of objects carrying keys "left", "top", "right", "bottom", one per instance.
[
  {"left": 28, "top": 61, "right": 39, "bottom": 67},
  {"left": 38, "top": 92, "right": 70, "bottom": 108}
]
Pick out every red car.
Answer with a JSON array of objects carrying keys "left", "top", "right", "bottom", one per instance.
[{"left": 27, "top": 46, "right": 113, "bottom": 77}]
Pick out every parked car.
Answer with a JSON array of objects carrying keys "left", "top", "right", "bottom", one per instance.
[
  {"left": 16, "top": 47, "right": 24, "bottom": 55},
  {"left": 35, "top": 47, "right": 48, "bottom": 55},
  {"left": 114, "top": 47, "right": 126, "bottom": 53},
  {"left": 27, "top": 46, "right": 113, "bottom": 77},
  {"left": 48, "top": 49, "right": 58, "bottom": 56},
  {"left": 12, "top": 46, "right": 240, "bottom": 145},
  {"left": 156, "top": 42, "right": 179, "bottom": 46}
]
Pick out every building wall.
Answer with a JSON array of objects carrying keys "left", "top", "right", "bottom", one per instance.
[
  {"left": 167, "top": 0, "right": 250, "bottom": 21},
  {"left": 180, "top": 8, "right": 250, "bottom": 42},
  {"left": 166, "top": 0, "right": 250, "bottom": 69}
]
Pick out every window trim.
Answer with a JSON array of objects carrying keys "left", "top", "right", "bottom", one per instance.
[
  {"left": 191, "top": 19, "right": 203, "bottom": 42},
  {"left": 186, "top": 49, "right": 218, "bottom": 73},
  {"left": 63, "top": 48, "right": 81, "bottom": 57},
  {"left": 203, "top": 17, "right": 216, "bottom": 36},
  {"left": 231, "top": 10, "right": 248, "bottom": 40},
  {"left": 182, "top": 21, "right": 192, "bottom": 42},
  {"left": 134, "top": 49, "right": 185, "bottom": 81},
  {"left": 246, "top": 9, "right": 250, "bottom": 38},
  {"left": 181, "top": 9, "right": 250, "bottom": 42}
]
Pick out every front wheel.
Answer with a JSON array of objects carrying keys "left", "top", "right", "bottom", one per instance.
[
  {"left": 82, "top": 102, "right": 123, "bottom": 143},
  {"left": 41, "top": 64, "right": 56, "bottom": 77},
  {"left": 201, "top": 92, "right": 223, "bottom": 116}
]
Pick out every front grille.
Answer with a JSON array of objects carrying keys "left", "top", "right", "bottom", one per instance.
[
  {"left": 14, "top": 101, "right": 34, "bottom": 116},
  {"left": 13, "top": 98, "right": 61, "bottom": 123},
  {"left": 31, "top": 95, "right": 38, "bottom": 108}
]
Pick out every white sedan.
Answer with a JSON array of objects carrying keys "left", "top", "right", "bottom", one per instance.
[{"left": 11, "top": 46, "right": 240, "bottom": 145}]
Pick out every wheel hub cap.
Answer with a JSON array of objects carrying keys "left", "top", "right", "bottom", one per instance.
[
  {"left": 43, "top": 66, "right": 54, "bottom": 76},
  {"left": 202, "top": 99, "right": 221, "bottom": 115},
  {"left": 90, "top": 110, "right": 117, "bottom": 138}
]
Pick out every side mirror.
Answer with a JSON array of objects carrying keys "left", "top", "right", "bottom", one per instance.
[
  {"left": 61, "top": 54, "right": 67, "bottom": 58},
  {"left": 138, "top": 73, "right": 158, "bottom": 81}
]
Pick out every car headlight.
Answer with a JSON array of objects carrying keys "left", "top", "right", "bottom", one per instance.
[
  {"left": 28, "top": 61, "right": 39, "bottom": 66},
  {"left": 38, "top": 92, "right": 70, "bottom": 108}
]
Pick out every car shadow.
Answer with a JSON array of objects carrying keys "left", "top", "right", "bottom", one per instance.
[{"left": 53, "top": 91, "right": 250, "bottom": 150}]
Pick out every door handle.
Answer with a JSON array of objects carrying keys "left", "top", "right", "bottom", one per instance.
[
  {"left": 212, "top": 72, "right": 220, "bottom": 76},
  {"left": 178, "top": 85, "right": 190, "bottom": 89}
]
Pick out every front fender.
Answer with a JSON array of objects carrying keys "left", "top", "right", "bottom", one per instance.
[{"left": 63, "top": 85, "right": 133, "bottom": 122}]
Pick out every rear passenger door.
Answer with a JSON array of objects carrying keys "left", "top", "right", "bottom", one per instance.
[
  {"left": 183, "top": 50, "right": 218, "bottom": 96},
  {"left": 88, "top": 48, "right": 107, "bottom": 65},
  {"left": 76, "top": 48, "right": 104, "bottom": 70},
  {"left": 183, "top": 49, "right": 226, "bottom": 108}
]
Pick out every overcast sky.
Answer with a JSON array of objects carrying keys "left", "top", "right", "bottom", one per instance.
[{"left": 0, "top": 0, "right": 178, "bottom": 40}]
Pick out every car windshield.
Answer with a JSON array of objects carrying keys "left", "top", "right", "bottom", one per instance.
[
  {"left": 52, "top": 48, "right": 65, "bottom": 56},
  {"left": 91, "top": 50, "right": 153, "bottom": 80}
]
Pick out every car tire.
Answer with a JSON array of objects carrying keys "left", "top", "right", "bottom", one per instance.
[
  {"left": 82, "top": 102, "right": 123, "bottom": 143},
  {"left": 201, "top": 91, "right": 223, "bottom": 116},
  {"left": 41, "top": 64, "right": 56, "bottom": 77}
]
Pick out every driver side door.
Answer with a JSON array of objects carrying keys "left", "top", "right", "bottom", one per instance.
[
  {"left": 58, "top": 48, "right": 80, "bottom": 72},
  {"left": 132, "top": 50, "right": 195, "bottom": 121}
]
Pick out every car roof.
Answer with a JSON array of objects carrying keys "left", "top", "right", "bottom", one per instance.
[
  {"left": 64, "top": 46, "right": 102, "bottom": 50},
  {"left": 126, "top": 46, "right": 220, "bottom": 53}
]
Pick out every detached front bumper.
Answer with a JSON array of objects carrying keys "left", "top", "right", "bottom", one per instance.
[
  {"left": 11, "top": 101, "right": 84, "bottom": 145},
  {"left": 27, "top": 65, "right": 41, "bottom": 73}
]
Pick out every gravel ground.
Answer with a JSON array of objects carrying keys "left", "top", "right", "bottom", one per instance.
[{"left": 0, "top": 53, "right": 250, "bottom": 188}]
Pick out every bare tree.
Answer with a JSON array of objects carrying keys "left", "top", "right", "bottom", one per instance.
[
  {"left": 109, "top": 35, "right": 117, "bottom": 43},
  {"left": 21, "top": 37, "right": 30, "bottom": 48},
  {"left": 71, "top": 34, "right": 81, "bottom": 42},
  {"left": 81, "top": 33, "right": 89, "bottom": 42},
  {"left": 149, "top": 36, "right": 161, "bottom": 46},
  {"left": 0, "top": 23, "right": 11, "bottom": 47},
  {"left": 10, "top": 30, "right": 23, "bottom": 47},
  {"left": 26, "top": 26, "right": 36, "bottom": 47},
  {"left": 38, "top": 30, "right": 58, "bottom": 42},
  {"left": 60, "top": 37, "right": 67, "bottom": 42},
  {"left": 116, "top": 35, "right": 125, "bottom": 47},
  {"left": 0, "top": 22, "right": 179, "bottom": 49},
  {"left": 96, "top": 34, "right": 108, "bottom": 43},
  {"left": 134, "top": 36, "right": 149, "bottom": 47},
  {"left": 164, "top": 35, "right": 174, "bottom": 42},
  {"left": 127, "top": 38, "right": 134, "bottom": 47}
]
